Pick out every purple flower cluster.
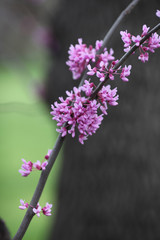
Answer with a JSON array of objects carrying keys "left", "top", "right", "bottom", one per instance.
[
  {"left": 51, "top": 10, "right": 160, "bottom": 144},
  {"left": 19, "top": 200, "right": 52, "bottom": 217},
  {"left": 66, "top": 38, "right": 114, "bottom": 80},
  {"left": 87, "top": 62, "right": 132, "bottom": 82},
  {"left": 18, "top": 149, "right": 53, "bottom": 217},
  {"left": 66, "top": 38, "right": 96, "bottom": 79},
  {"left": 66, "top": 37, "right": 132, "bottom": 82},
  {"left": 120, "top": 24, "right": 160, "bottom": 62},
  {"left": 19, "top": 149, "right": 52, "bottom": 177},
  {"left": 17, "top": 9, "right": 160, "bottom": 223},
  {"left": 156, "top": 10, "right": 160, "bottom": 18},
  {"left": 51, "top": 80, "right": 118, "bottom": 144}
]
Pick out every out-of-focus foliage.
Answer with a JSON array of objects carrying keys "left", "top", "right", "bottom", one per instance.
[
  {"left": 0, "top": 0, "right": 59, "bottom": 64},
  {"left": 0, "top": 1, "right": 61, "bottom": 239}
]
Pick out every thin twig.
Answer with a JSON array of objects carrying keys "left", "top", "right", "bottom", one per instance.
[
  {"left": 12, "top": 134, "right": 65, "bottom": 240},
  {"left": 90, "top": 23, "right": 160, "bottom": 99},
  {"left": 100, "top": 0, "right": 140, "bottom": 52},
  {"left": 12, "top": 1, "right": 144, "bottom": 239},
  {"left": 12, "top": 21, "right": 160, "bottom": 240},
  {"left": 79, "top": 0, "right": 140, "bottom": 87}
]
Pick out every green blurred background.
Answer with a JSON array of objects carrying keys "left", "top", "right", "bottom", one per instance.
[{"left": 0, "top": 1, "right": 62, "bottom": 239}]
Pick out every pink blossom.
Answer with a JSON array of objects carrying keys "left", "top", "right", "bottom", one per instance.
[
  {"left": 142, "top": 25, "right": 150, "bottom": 36},
  {"left": 97, "top": 48, "right": 115, "bottom": 67},
  {"left": 66, "top": 39, "right": 115, "bottom": 80},
  {"left": 66, "top": 38, "right": 96, "bottom": 79},
  {"left": 19, "top": 199, "right": 29, "bottom": 210},
  {"left": 95, "top": 40, "right": 103, "bottom": 51},
  {"left": 76, "top": 99, "right": 104, "bottom": 141},
  {"left": 120, "top": 30, "right": 131, "bottom": 50},
  {"left": 132, "top": 35, "right": 141, "bottom": 46},
  {"left": 51, "top": 80, "right": 118, "bottom": 144},
  {"left": 148, "top": 32, "right": 160, "bottom": 53},
  {"left": 120, "top": 65, "right": 132, "bottom": 82},
  {"left": 41, "top": 161, "right": 48, "bottom": 170},
  {"left": 42, "top": 202, "right": 52, "bottom": 216},
  {"left": 79, "top": 134, "right": 88, "bottom": 145},
  {"left": 33, "top": 160, "right": 41, "bottom": 170},
  {"left": 87, "top": 64, "right": 97, "bottom": 76},
  {"left": 80, "top": 80, "right": 94, "bottom": 96},
  {"left": 87, "top": 50, "right": 115, "bottom": 82},
  {"left": 19, "top": 159, "right": 33, "bottom": 177},
  {"left": 45, "top": 149, "right": 52, "bottom": 160},
  {"left": 138, "top": 52, "right": 149, "bottom": 63},
  {"left": 56, "top": 127, "right": 68, "bottom": 137},
  {"left": 98, "top": 85, "right": 119, "bottom": 114},
  {"left": 124, "top": 46, "right": 131, "bottom": 53},
  {"left": 156, "top": 10, "right": 160, "bottom": 18},
  {"left": 19, "top": 200, "right": 53, "bottom": 218},
  {"left": 33, "top": 203, "right": 42, "bottom": 217},
  {"left": 120, "top": 24, "right": 160, "bottom": 62},
  {"left": 96, "top": 71, "right": 105, "bottom": 81},
  {"left": 33, "top": 160, "right": 48, "bottom": 170},
  {"left": 108, "top": 68, "right": 115, "bottom": 81}
]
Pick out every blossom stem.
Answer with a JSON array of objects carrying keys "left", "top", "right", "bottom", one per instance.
[
  {"left": 90, "top": 23, "right": 160, "bottom": 99},
  {"left": 12, "top": 21, "right": 160, "bottom": 240},
  {"left": 100, "top": 0, "right": 140, "bottom": 53},
  {"left": 79, "top": 0, "right": 140, "bottom": 87},
  {"left": 14, "top": 2, "right": 160, "bottom": 240},
  {"left": 12, "top": 133, "right": 65, "bottom": 240}
]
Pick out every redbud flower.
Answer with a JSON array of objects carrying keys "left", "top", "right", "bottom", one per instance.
[
  {"left": 51, "top": 85, "right": 103, "bottom": 144},
  {"left": 45, "top": 149, "right": 52, "bottom": 160},
  {"left": 95, "top": 40, "right": 103, "bottom": 51},
  {"left": 96, "top": 71, "right": 105, "bottom": 81},
  {"left": 33, "top": 203, "right": 42, "bottom": 217},
  {"left": 42, "top": 202, "right": 52, "bottom": 216},
  {"left": 19, "top": 199, "right": 29, "bottom": 210},
  {"left": 80, "top": 80, "right": 94, "bottom": 96},
  {"left": 132, "top": 35, "right": 141, "bottom": 46},
  {"left": 108, "top": 68, "right": 115, "bottom": 81},
  {"left": 66, "top": 38, "right": 114, "bottom": 80},
  {"left": 33, "top": 160, "right": 48, "bottom": 171},
  {"left": 98, "top": 85, "right": 118, "bottom": 115},
  {"left": 142, "top": 25, "right": 150, "bottom": 37},
  {"left": 87, "top": 64, "right": 97, "bottom": 76},
  {"left": 51, "top": 80, "right": 118, "bottom": 144},
  {"left": 120, "top": 65, "right": 132, "bottom": 82},
  {"left": 138, "top": 52, "right": 149, "bottom": 63},
  {"left": 120, "top": 20, "right": 160, "bottom": 62},
  {"left": 156, "top": 10, "right": 160, "bottom": 18},
  {"left": 19, "top": 200, "right": 52, "bottom": 217},
  {"left": 120, "top": 30, "right": 131, "bottom": 49},
  {"left": 97, "top": 48, "right": 115, "bottom": 68},
  {"left": 19, "top": 159, "right": 33, "bottom": 177},
  {"left": 66, "top": 38, "right": 96, "bottom": 79},
  {"left": 147, "top": 32, "right": 160, "bottom": 53}
]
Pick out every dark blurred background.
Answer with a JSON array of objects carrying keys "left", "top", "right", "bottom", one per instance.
[
  {"left": 45, "top": 1, "right": 160, "bottom": 240},
  {"left": 0, "top": 1, "right": 61, "bottom": 239}
]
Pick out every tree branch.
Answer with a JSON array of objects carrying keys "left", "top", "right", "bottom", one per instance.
[
  {"left": 90, "top": 22, "right": 160, "bottom": 99},
  {"left": 12, "top": 1, "right": 149, "bottom": 239},
  {"left": 12, "top": 20, "right": 160, "bottom": 240},
  {"left": 79, "top": 0, "right": 140, "bottom": 87},
  {"left": 100, "top": 0, "right": 140, "bottom": 52},
  {"left": 12, "top": 134, "right": 65, "bottom": 240}
]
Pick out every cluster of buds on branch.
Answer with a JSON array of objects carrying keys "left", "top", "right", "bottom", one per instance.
[
  {"left": 18, "top": 149, "right": 53, "bottom": 217},
  {"left": 120, "top": 24, "right": 160, "bottom": 62},
  {"left": 19, "top": 200, "right": 52, "bottom": 217},
  {"left": 51, "top": 10, "right": 160, "bottom": 144},
  {"left": 14, "top": 4, "right": 160, "bottom": 240},
  {"left": 19, "top": 149, "right": 52, "bottom": 177}
]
